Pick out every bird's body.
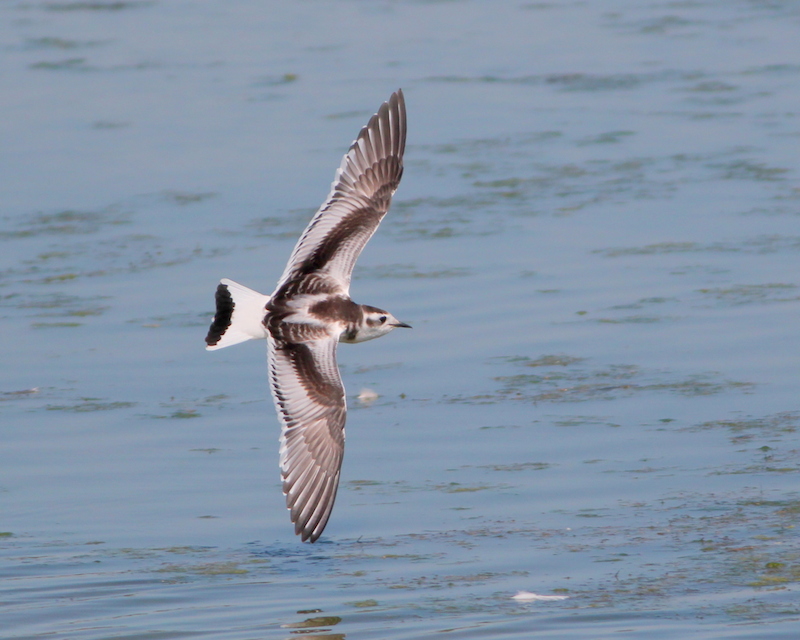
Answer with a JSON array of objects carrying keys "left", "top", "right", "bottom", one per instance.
[{"left": 205, "top": 91, "right": 409, "bottom": 542}]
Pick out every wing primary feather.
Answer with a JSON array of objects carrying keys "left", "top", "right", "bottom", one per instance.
[
  {"left": 272, "top": 90, "right": 407, "bottom": 295},
  {"left": 268, "top": 334, "right": 346, "bottom": 543},
  {"left": 291, "top": 469, "right": 324, "bottom": 527},
  {"left": 255, "top": 91, "right": 406, "bottom": 543},
  {"left": 305, "top": 475, "right": 339, "bottom": 542}
]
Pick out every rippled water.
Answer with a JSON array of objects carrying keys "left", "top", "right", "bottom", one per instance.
[{"left": 2, "top": 1, "right": 799, "bottom": 638}]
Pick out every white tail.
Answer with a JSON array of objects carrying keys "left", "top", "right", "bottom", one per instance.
[{"left": 205, "top": 279, "right": 270, "bottom": 350}]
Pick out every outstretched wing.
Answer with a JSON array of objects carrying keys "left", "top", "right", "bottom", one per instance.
[
  {"left": 268, "top": 334, "right": 346, "bottom": 542},
  {"left": 273, "top": 90, "right": 406, "bottom": 296}
]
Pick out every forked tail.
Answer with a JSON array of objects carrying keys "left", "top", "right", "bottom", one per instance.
[{"left": 205, "top": 279, "right": 270, "bottom": 350}]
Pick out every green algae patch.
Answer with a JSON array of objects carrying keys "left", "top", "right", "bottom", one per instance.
[
  {"left": 434, "top": 483, "right": 497, "bottom": 494},
  {"left": 478, "top": 462, "right": 551, "bottom": 472},
  {"left": 347, "top": 599, "right": 379, "bottom": 608},
  {"left": 168, "top": 410, "right": 201, "bottom": 419},
  {"left": 157, "top": 561, "right": 248, "bottom": 576},
  {"left": 282, "top": 615, "right": 342, "bottom": 629},
  {"left": 46, "top": 399, "right": 136, "bottom": 412},
  {"left": 32, "top": 321, "right": 82, "bottom": 328}
]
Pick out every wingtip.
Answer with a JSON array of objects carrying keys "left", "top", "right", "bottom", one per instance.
[
  {"left": 387, "top": 88, "right": 405, "bottom": 118},
  {"left": 287, "top": 471, "right": 340, "bottom": 543}
]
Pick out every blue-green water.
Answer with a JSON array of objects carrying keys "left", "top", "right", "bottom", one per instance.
[{"left": 2, "top": 1, "right": 799, "bottom": 638}]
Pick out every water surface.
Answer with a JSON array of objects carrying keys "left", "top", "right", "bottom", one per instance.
[{"left": 2, "top": 1, "right": 799, "bottom": 638}]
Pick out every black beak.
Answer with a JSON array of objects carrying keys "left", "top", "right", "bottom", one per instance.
[{"left": 392, "top": 321, "right": 412, "bottom": 329}]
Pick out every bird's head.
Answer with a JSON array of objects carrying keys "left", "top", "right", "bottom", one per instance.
[{"left": 345, "top": 305, "right": 411, "bottom": 343}]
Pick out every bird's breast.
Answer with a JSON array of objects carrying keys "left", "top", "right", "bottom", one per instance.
[{"left": 265, "top": 293, "right": 358, "bottom": 344}]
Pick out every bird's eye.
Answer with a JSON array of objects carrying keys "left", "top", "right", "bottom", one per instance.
[{"left": 379, "top": 315, "right": 387, "bottom": 324}]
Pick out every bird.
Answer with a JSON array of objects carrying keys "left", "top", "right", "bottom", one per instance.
[{"left": 205, "top": 90, "right": 409, "bottom": 542}]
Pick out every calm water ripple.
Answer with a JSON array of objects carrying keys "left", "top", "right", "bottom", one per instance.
[{"left": 2, "top": 1, "right": 799, "bottom": 638}]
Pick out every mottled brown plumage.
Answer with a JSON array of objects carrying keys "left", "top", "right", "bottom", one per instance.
[{"left": 206, "top": 90, "right": 409, "bottom": 542}]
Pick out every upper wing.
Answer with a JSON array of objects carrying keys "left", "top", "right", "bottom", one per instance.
[
  {"left": 273, "top": 90, "right": 406, "bottom": 296},
  {"left": 268, "top": 334, "right": 346, "bottom": 542}
]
